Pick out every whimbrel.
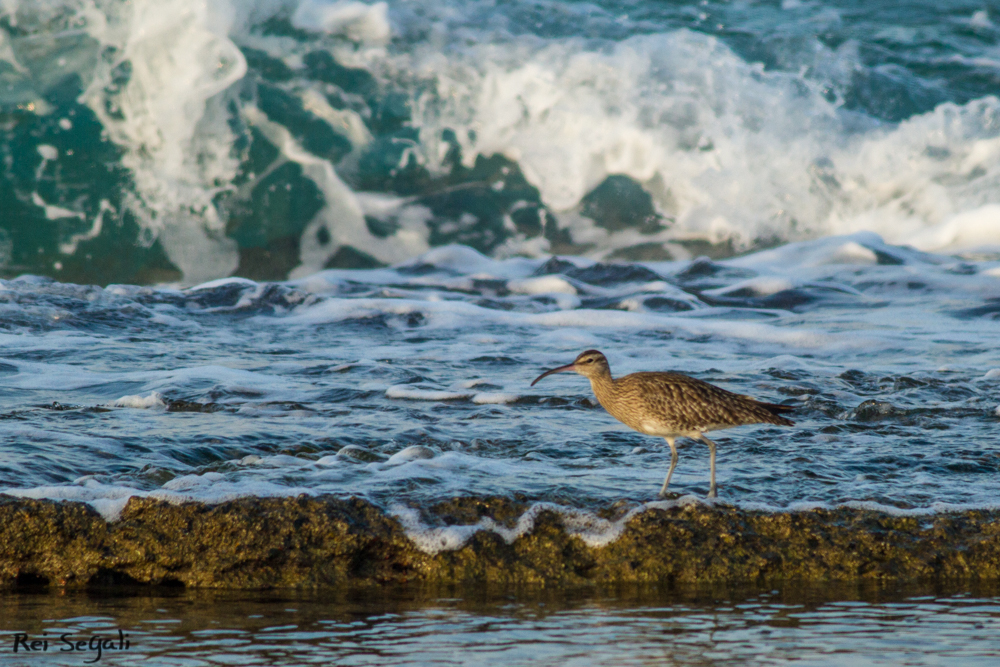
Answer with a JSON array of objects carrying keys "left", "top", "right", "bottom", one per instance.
[{"left": 531, "top": 350, "right": 794, "bottom": 498}]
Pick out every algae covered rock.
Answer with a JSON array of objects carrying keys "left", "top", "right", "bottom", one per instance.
[
  {"left": 0, "top": 497, "right": 108, "bottom": 587},
  {"left": 1, "top": 494, "right": 999, "bottom": 590}
]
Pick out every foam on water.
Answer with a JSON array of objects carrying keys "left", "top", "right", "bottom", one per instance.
[
  {"left": 1, "top": 236, "right": 999, "bottom": 542},
  {"left": 291, "top": 0, "right": 391, "bottom": 43},
  {"left": 113, "top": 391, "right": 168, "bottom": 409},
  {"left": 5, "top": 1, "right": 1000, "bottom": 284},
  {"left": 390, "top": 493, "right": 1000, "bottom": 555},
  {"left": 347, "top": 25, "right": 1000, "bottom": 258},
  {"left": 4, "top": 477, "right": 319, "bottom": 522},
  {"left": 471, "top": 392, "right": 519, "bottom": 405},
  {"left": 387, "top": 501, "right": 665, "bottom": 554},
  {"left": 280, "top": 283, "right": 841, "bottom": 351},
  {"left": 508, "top": 276, "right": 578, "bottom": 296},
  {"left": 385, "top": 445, "right": 436, "bottom": 466}
]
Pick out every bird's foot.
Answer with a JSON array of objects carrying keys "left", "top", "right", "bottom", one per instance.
[{"left": 706, "top": 489, "right": 718, "bottom": 499}]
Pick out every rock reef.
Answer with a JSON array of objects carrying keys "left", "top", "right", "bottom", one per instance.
[{"left": 2, "top": 495, "right": 999, "bottom": 590}]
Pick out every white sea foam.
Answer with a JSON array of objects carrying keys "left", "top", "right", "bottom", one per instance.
[
  {"left": 162, "top": 472, "right": 226, "bottom": 491},
  {"left": 113, "top": 391, "right": 167, "bottom": 409},
  {"left": 471, "top": 392, "right": 519, "bottom": 405},
  {"left": 908, "top": 205, "right": 1000, "bottom": 251},
  {"left": 388, "top": 494, "right": 1000, "bottom": 555},
  {"left": 387, "top": 502, "right": 638, "bottom": 555},
  {"left": 402, "top": 28, "right": 1000, "bottom": 254},
  {"left": 10, "top": 0, "right": 1000, "bottom": 284},
  {"left": 508, "top": 276, "right": 578, "bottom": 296},
  {"left": 2, "top": 476, "right": 319, "bottom": 522},
  {"left": 9, "top": 0, "right": 1000, "bottom": 286},
  {"left": 386, "top": 446, "right": 436, "bottom": 465},
  {"left": 81, "top": 0, "right": 247, "bottom": 282},
  {"left": 827, "top": 242, "right": 880, "bottom": 264},
  {"left": 5, "top": 471, "right": 1000, "bottom": 541},
  {"left": 285, "top": 291, "right": 841, "bottom": 350},
  {"left": 291, "top": 0, "right": 391, "bottom": 43},
  {"left": 706, "top": 277, "right": 797, "bottom": 298},
  {"left": 400, "top": 245, "right": 540, "bottom": 279},
  {"left": 390, "top": 505, "right": 483, "bottom": 553},
  {"left": 189, "top": 277, "right": 259, "bottom": 292},
  {"left": 2, "top": 481, "right": 138, "bottom": 523},
  {"left": 726, "top": 232, "right": 900, "bottom": 270}
]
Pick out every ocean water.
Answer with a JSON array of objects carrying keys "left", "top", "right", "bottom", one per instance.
[
  {"left": 3, "top": 584, "right": 1000, "bottom": 666},
  {"left": 3, "top": 0, "right": 1000, "bottom": 662},
  {"left": 3, "top": 0, "right": 1000, "bottom": 285},
  {"left": 0, "top": 233, "right": 998, "bottom": 542}
]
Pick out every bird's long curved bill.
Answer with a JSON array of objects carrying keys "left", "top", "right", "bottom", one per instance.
[{"left": 530, "top": 363, "right": 575, "bottom": 386}]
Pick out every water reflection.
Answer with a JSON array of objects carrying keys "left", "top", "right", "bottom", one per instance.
[{"left": 2, "top": 582, "right": 999, "bottom": 665}]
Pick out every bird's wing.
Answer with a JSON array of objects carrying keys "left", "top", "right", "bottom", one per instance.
[{"left": 620, "top": 372, "right": 777, "bottom": 431}]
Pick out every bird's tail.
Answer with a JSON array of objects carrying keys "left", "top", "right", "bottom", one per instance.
[{"left": 756, "top": 401, "right": 795, "bottom": 426}]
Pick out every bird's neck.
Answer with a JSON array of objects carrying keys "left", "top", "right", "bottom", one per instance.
[{"left": 587, "top": 370, "right": 616, "bottom": 406}]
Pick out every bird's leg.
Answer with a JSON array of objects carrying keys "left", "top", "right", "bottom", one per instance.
[
  {"left": 699, "top": 434, "right": 718, "bottom": 498},
  {"left": 658, "top": 437, "right": 679, "bottom": 498}
]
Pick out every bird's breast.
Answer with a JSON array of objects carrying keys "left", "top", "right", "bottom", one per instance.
[{"left": 591, "top": 377, "right": 695, "bottom": 435}]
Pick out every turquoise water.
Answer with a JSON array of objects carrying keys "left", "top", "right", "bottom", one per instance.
[{"left": 2, "top": 0, "right": 1000, "bottom": 283}]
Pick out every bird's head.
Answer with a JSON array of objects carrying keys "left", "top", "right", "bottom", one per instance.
[{"left": 530, "top": 349, "right": 610, "bottom": 386}]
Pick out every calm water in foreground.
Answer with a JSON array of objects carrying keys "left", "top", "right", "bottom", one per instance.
[{"left": 2, "top": 583, "right": 999, "bottom": 666}]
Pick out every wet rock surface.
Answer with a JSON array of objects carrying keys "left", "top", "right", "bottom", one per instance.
[{"left": 2, "top": 495, "right": 1000, "bottom": 590}]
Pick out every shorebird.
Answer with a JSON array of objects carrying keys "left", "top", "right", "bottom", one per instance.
[{"left": 531, "top": 350, "right": 794, "bottom": 498}]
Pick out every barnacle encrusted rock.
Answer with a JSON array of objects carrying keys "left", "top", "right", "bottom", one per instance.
[{"left": 1, "top": 494, "right": 999, "bottom": 590}]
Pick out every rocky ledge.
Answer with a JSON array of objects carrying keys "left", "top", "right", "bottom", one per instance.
[{"left": 2, "top": 495, "right": 999, "bottom": 590}]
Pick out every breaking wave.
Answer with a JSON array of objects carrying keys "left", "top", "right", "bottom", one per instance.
[{"left": 3, "top": 0, "right": 1000, "bottom": 285}]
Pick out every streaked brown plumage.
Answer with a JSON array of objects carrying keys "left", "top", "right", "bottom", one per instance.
[{"left": 531, "top": 350, "right": 794, "bottom": 498}]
